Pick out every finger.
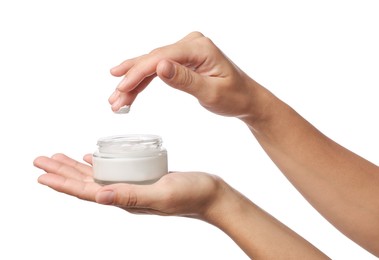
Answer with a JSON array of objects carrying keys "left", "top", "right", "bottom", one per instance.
[
  {"left": 115, "top": 60, "right": 158, "bottom": 93},
  {"left": 108, "top": 88, "right": 121, "bottom": 104},
  {"left": 34, "top": 156, "right": 91, "bottom": 182},
  {"left": 38, "top": 173, "right": 100, "bottom": 202},
  {"left": 110, "top": 74, "right": 155, "bottom": 111},
  {"left": 177, "top": 31, "right": 204, "bottom": 43},
  {"left": 110, "top": 92, "right": 136, "bottom": 112},
  {"left": 51, "top": 153, "right": 93, "bottom": 176},
  {"left": 156, "top": 60, "right": 208, "bottom": 98},
  {"left": 110, "top": 55, "right": 144, "bottom": 77},
  {"left": 110, "top": 62, "right": 130, "bottom": 77},
  {"left": 95, "top": 183, "right": 165, "bottom": 210},
  {"left": 83, "top": 154, "right": 93, "bottom": 165}
]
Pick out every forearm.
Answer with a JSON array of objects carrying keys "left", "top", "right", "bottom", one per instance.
[
  {"left": 241, "top": 80, "right": 379, "bottom": 255},
  {"left": 204, "top": 181, "right": 329, "bottom": 259}
]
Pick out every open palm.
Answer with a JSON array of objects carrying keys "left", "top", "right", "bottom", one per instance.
[{"left": 34, "top": 153, "right": 223, "bottom": 218}]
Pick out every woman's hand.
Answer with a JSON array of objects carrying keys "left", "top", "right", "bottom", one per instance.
[
  {"left": 33, "top": 153, "right": 223, "bottom": 219},
  {"left": 33, "top": 153, "right": 329, "bottom": 258},
  {"left": 109, "top": 31, "right": 262, "bottom": 119}
]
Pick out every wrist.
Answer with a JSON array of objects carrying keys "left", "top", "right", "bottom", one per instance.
[
  {"left": 237, "top": 78, "right": 278, "bottom": 129},
  {"left": 200, "top": 176, "right": 247, "bottom": 228},
  {"left": 238, "top": 79, "right": 295, "bottom": 143}
]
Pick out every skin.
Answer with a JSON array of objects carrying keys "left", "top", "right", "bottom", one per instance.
[{"left": 34, "top": 31, "right": 379, "bottom": 258}]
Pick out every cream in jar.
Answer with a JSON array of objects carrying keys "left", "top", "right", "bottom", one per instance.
[{"left": 93, "top": 134, "right": 168, "bottom": 185}]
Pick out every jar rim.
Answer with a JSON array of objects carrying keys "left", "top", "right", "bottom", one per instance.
[{"left": 97, "top": 134, "right": 162, "bottom": 146}]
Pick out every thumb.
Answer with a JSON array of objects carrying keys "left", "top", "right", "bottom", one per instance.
[
  {"left": 157, "top": 59, "right": 205, "bottom": 97},
  {"left": 95, "top": 183, "right": 161, "bottom": 208}
]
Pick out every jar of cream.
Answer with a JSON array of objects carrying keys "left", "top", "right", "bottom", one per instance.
[{"left": 93, "top": 134, "right": 168, "bottom": 185}]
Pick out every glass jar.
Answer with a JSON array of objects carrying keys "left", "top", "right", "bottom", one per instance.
[{"left": 93, "top": 134, "right": 168, "bottom": 185}]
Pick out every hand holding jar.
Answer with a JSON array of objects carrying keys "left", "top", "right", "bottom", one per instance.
[
  {"left": 34, "top": 153, "right": 226, "bottom": 218},
  {"left": 34, "top": 153, "right": 326, "bottom": 258}
]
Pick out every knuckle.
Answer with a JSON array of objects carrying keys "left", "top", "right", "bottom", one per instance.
[
  {"left": 188, "top": 31, "right": 204, "bottom": 38},
  {"left": 149, "top": 47, "right": 164, "bottom": 56},
  {"left": 126, "top": 192, "right": 139, "bottom": 207},
  {"left": 51, "top": 153, "right": 65, "bottom": 160},
  {"left": 196, "top": 36, "right": 215, "bottom": 49},
  {"left": 117, "top": 190, "right": 138, "bottom": 207},
  {"left": 178, "top": 67, "right": 194, "bottom": 88}
]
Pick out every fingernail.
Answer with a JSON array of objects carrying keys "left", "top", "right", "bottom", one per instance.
[
  {"left": 109, "top": 89, "right": 120, "bottom": 103},
  {"left": 117, "top": 76, "right": 128, "bottom": 91},
  {"left": 111, "top": 98, "right": 122, "bottom": 111},
  {"left": 162, "top": 61, "right": 175, "bottom": 79},
  {"left": 97, "top": 190, "right": 115, "bottom": 205}
]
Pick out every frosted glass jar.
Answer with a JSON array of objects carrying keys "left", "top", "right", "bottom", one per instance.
[{"left": 93, "top": 134, "right": 168, "bottom": 185}]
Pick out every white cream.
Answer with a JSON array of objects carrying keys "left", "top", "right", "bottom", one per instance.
[
  {"left": 93, "top": 134, "right": 168, "bottom": 185},
  {"left": 114, "top": 105, "right": 130, "bottom": 114}
]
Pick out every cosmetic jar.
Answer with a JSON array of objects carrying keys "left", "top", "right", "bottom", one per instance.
[{"left": 93, "top": 134, "right": 168, "bottom": 185}]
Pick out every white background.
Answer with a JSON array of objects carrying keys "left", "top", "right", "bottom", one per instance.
[{"left": 1, "top": 0, "right": 378, "bottom": 259}]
